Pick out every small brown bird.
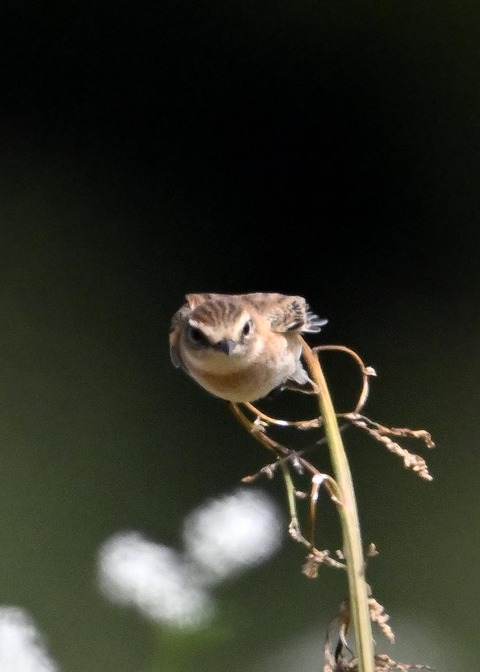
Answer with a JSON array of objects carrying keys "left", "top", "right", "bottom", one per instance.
[{"left": 169, "top": 292, "right": 327, "bottom": 403}]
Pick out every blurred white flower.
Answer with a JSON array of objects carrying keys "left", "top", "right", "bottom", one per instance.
[
  {"left": 98, "top": 532, "right": 213, "bottom": 629},
  {"left": 182, "top": 487, "right": 282, "bottom": 583},
  {"left": 0, "top": 606, "right": 58, "bottom": 672},
  {"left": 98, "top": 489, "right": 283, "bottom": 628}
]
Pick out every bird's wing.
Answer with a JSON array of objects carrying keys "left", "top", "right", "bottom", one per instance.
[
  {"left": 246, "top": 293, "right": 327, "bottom": 334},
  {"left": 169, "top": 302, "right": 193, "bottom": 369}
]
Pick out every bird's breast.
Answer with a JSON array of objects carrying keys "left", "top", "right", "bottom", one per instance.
[{"left": 190, "top": 364, "right": 288, "bottom": 402}]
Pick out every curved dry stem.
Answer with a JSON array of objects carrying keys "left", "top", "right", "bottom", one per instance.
[
  {"left": 310, "top": 472, "right": 339, "bottom": 549},
  {"left": 313, "top": 344, "right": 376, "bottom": 414},
  {"left": 242, "top": 344, "right": 374, "bottom": 430},
  {"left": 243, "top": 401, "right": 321, "bottom": 429}
]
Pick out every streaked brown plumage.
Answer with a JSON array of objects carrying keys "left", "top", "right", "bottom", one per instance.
[{"left": 169, "top": 292, "right": 327, "bottom": 402}]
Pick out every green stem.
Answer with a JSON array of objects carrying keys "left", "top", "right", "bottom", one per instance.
[{"left": 302, "top": 340, "right": 374, "bottom": 672}]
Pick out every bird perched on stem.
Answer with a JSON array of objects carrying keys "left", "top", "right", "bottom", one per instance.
[{"left": 170, "top": 292, "right": 327, "bottom": 402}]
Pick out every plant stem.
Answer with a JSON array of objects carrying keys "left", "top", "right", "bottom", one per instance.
[{"left": 301, "top": 340, "right": 374, "bottom": 672}]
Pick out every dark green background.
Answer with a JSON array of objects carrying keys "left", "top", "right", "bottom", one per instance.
[{"left": 1, "top": 2, "right": 479, "bottom": 670}]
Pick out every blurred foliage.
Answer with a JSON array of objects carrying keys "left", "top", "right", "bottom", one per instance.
[{"left": 0, "top": 1, "right": 479, "bottom": 670}]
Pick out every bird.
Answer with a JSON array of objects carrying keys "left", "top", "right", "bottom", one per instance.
[{"left": 169, "top": 292, "right": 328, "bottom": 403}]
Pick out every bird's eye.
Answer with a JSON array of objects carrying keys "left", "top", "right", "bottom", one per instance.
[
  {"left": 242, "top": 319, "right": 252, "bottom": 337},
  {"left": 188, "top": 325, "right": 206, "bottom": 345}
]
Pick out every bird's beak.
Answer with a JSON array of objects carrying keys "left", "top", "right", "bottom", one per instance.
[{"left": 215, "top": 339, "right": 237, "bottom": 355}]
